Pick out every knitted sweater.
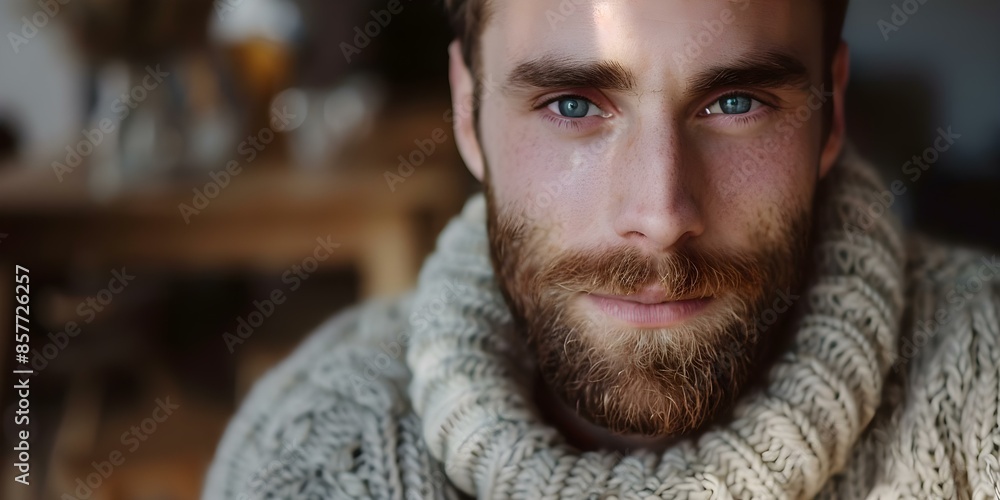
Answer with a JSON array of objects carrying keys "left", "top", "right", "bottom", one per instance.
[{"left": 203, "top": 152, "right": 1000, "bottom": 499}]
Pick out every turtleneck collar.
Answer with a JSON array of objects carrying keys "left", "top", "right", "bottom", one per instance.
[{"left": 406, "top": 148, "right": 906, "bottom": 498}]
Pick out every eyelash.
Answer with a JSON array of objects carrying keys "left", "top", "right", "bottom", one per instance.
[
  {"left": 534, "top": 90, "right": 780, "bottom": 131},
  {"left": 535, "top": 94, "right": 605, "bottom": 132},
  {"left": 700, "top": 90, "right": 778, "bottom": 126}
]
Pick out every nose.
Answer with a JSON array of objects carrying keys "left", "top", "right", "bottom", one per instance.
[{"left": 611, "top": 126, "right": 705, "bottom": 252}]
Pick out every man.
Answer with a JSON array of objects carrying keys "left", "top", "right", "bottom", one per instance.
[{"left": 204, "top": 1, "right": 1000, "bottom": 498}]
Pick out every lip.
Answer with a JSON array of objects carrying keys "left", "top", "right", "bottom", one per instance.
[{"left": 585, "top": 287, "right": 713, "bottom": 328}]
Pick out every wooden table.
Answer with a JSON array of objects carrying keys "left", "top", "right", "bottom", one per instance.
[
  {"left": 0, "top": 159, "right": 467, "bottom": 294},
  {"left": 0, "top": 157, "right": 470, "bottom": 385},
  {"left": 0, "top": 154, "right": 470, "bottom": 498}
]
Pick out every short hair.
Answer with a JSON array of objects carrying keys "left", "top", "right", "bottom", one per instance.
[{"left": 444, "top": 1, "right": 849, "bottom": 77}]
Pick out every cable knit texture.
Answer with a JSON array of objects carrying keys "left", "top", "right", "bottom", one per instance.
[{"left": 203, "top": 151, "right": 1000, "bottom": 499}]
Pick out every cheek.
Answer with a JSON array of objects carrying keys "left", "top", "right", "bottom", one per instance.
[
  {"left": 483, "top": 107, "right": 606, "bottom": 234},
  {"left": 707, "top": 128, "right": 818, "bottom": 247},
  {"left": 488, "top": 120, "right": 550, "bottom": 206}
]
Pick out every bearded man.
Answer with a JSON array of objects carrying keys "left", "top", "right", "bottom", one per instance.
[{"left": 204, "top": 1, "right": 1000, "bottom": 498}]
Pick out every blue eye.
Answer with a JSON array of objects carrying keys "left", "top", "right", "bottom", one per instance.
[
  {"left": 720, "top": 96, "right": 752, "bottom": 114},
  {"left": 559, "top": 98, "right": 590, "bottom": 117},
  {"left": 546, "top": 97, "right": 606, "bottom": 118},
  {"left": 704, "top": 94, "right": 759, "bottom": 115}
]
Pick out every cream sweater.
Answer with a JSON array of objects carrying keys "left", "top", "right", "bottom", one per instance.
[{"left": 203, "top": 152, "right": 1000, "bottom": 499}]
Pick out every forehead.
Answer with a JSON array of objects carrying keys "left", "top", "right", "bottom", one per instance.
[{"left": 480, "top": 0, "right": 824, "bottom": 83}]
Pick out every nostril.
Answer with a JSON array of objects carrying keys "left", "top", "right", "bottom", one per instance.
[{"left": 674, "top": 232, "right": 694, "bottom": 248}]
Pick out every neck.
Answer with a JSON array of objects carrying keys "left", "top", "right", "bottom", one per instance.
[{"left": 532, "top": 372, "right": 677, "bottom": 454}]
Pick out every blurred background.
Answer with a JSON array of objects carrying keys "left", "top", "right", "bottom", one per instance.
[{"left": 0, "top": 1, "right": 998, "bottom": 498}]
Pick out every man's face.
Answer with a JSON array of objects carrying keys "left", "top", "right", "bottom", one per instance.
[{"left": 455, "top": 0, "right": 843, "bottom": 437}]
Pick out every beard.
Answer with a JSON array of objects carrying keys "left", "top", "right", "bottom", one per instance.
[{"left": 485, "top": 182, "right": 811, "bottom": 438}]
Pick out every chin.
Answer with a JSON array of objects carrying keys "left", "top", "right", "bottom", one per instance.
[{"left": 532, "top": 292, "right": 761, "bottom": 437}]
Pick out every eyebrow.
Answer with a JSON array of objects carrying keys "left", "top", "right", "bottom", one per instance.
[
  {"left": 502, "top": 50, "right": 810, "bottom": 99},
  {"left": 503, "top": 56, "right": 638, "bottom": 94},
  {"left": 686, "top": 50, "right": 811, "bottom": 97}
]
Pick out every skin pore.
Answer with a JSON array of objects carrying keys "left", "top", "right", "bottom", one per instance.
[{"left": 449, "top": 0, "right": 850, "bottom": 451}]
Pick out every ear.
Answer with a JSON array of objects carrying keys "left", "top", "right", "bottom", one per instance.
[
  {"left": 449, "top": 40, "right": 486, "bottom": 181},
  {"left": 819, "top": 41, "right": 850, "bottom": 178}
]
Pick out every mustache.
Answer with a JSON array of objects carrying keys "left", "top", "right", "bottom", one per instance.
[
  {"left": 486, "top": 189, "right": 807, "bottom": 308},
  {"left": 515, "top": 243, "right": 769, "bottom": 302}
]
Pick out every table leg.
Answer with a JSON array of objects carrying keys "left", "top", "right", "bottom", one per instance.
[{"left": 359, "top": 212, "right": 420, "bottom": 299}]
